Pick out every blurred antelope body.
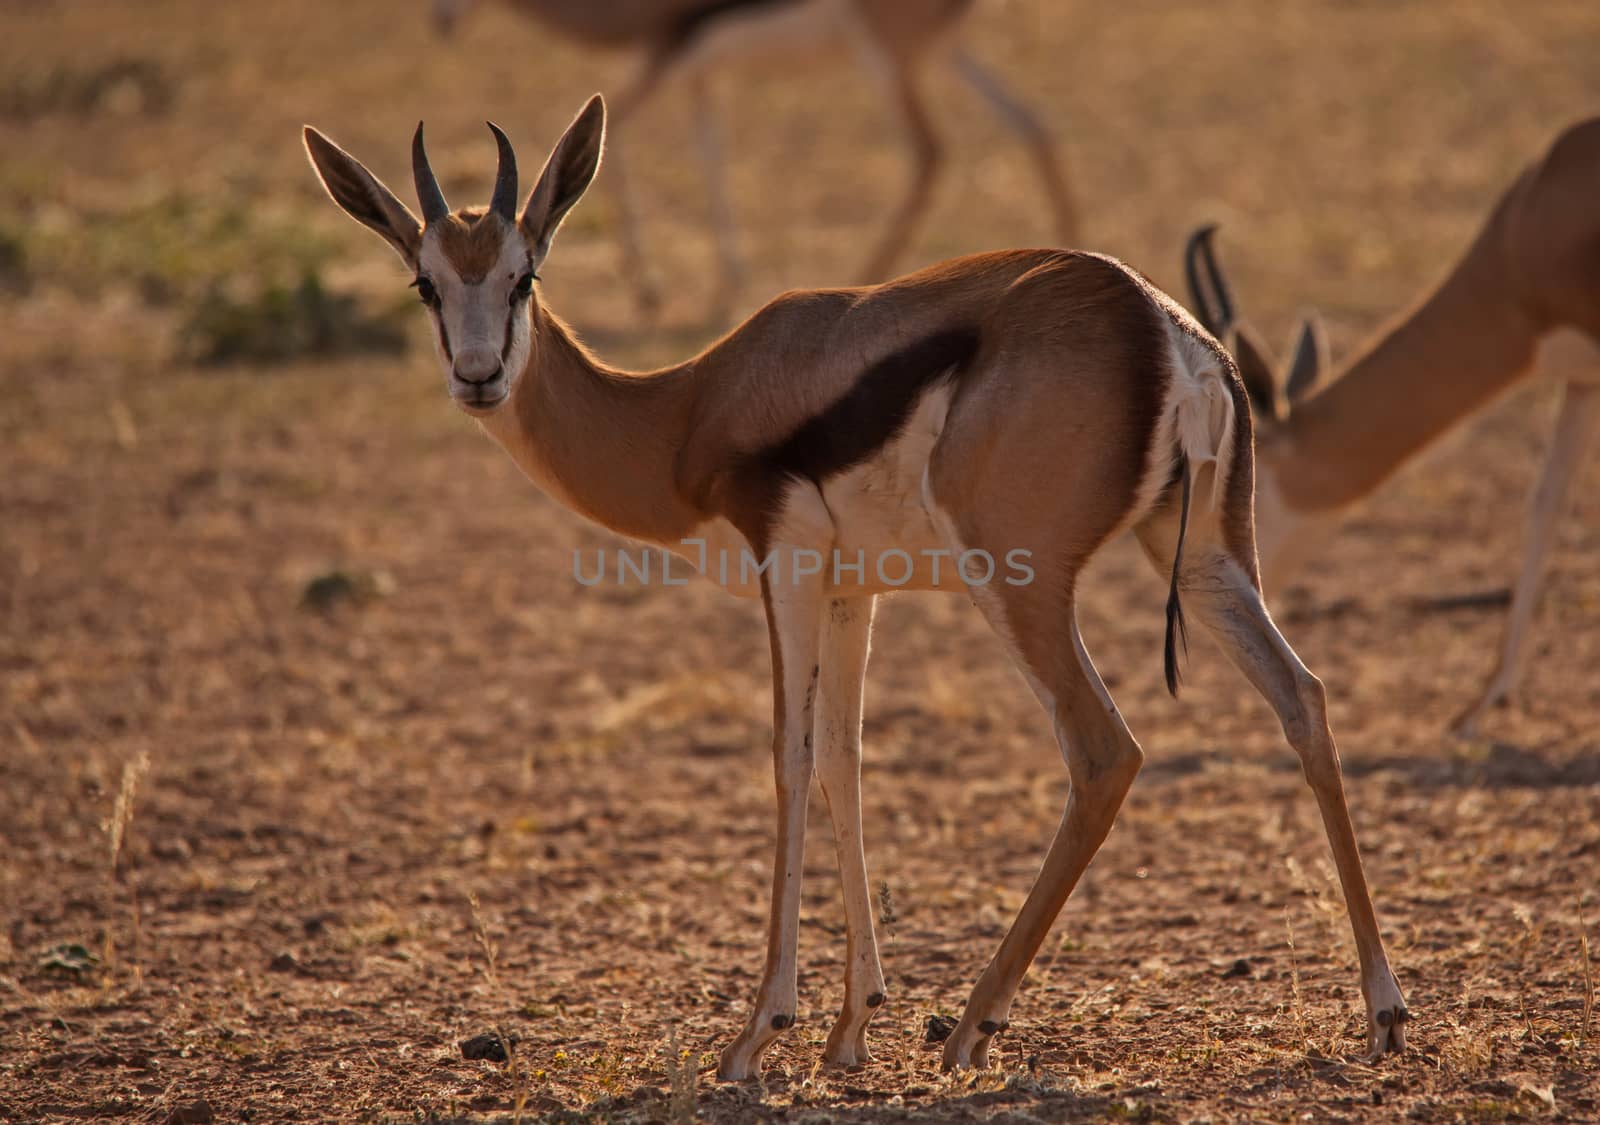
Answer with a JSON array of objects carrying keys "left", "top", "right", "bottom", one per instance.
[
  {"left": 305, "top": 97, "right": 1407, "bottom": 1080},
  {"left": 1186, "top": 118, "right": 1600, "bottom": 734},
  {"left": 432, "top": 0, "right": 1078, "bottom": 315}
]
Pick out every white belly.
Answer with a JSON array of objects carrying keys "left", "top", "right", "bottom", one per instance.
[
  {"left": 817, "top": 384, "right": 962, "bottom": 595},
  {"left": 668, "top": 385, "right": 1027, "bottom": 600}
]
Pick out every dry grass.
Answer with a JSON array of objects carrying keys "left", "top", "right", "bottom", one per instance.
[
  {"left": 2, "top": 1, "right": 1600, "bottom": 1122},
  {"left": 102, "top": 749, "right": 152, "bottom": 987}
]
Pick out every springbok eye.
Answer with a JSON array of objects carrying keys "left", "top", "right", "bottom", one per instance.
[
  {"left": 510, "top": 271, "right": 536, "bottom": 306},
  {"left": 412, "top": 276, "right": 440, "bottom": 309}
]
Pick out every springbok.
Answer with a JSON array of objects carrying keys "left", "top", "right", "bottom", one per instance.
[
  {"left": 429, "top": 0, "right": 1078, "bottom": 316},
  {"left": 303, "top": 96, "right": 1407, "bottom": 1078},
  {"left": 1184, "top": 117, "right": 1600, "bottom": 736}
]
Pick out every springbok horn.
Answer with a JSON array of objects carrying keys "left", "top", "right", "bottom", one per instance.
[
  {"left": 487, "top": 122, "right": 518, "bottom": 223},
  {"left": 1184, "top": 223, "right": 1234, "bottom": 338},
  {"left": 412, "top": 122, "right": 450, "bottom": 224}
]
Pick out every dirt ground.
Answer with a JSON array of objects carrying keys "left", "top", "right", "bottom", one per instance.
[{"left": 2, "top": 2, "right": 1598, "bottom": 1122}]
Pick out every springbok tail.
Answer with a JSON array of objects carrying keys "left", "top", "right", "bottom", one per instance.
[
  {"left": 1163, "top": 458, "right": 1193, "bottom": 697},
  {"left": 1162, "top": 360, "right": 1239, "bottom": 697}
]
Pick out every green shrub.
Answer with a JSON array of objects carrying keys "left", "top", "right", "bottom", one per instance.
[{"left": 179, "top": 272, "right": 409, "bottom": 366}]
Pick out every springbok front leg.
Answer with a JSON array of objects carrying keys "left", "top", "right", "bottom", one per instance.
[
  {"left": 942, "top": 588, "right": 1145, "bottom": 1070},
  {"left": 718, "top": 568, "right": 827, "bottom": 1080},
  {"left": 812, "top": 596, "right": 885, "bottom": 1067},
  {"left": 949, "top": 48, "right": 1078, "bottom": 245},
  {"left": 1455, "top": 378, "right": 1600, "bottom": 735},
  {"left": 1158, "top": 546, "right": 1409, "bottom": 1059}
]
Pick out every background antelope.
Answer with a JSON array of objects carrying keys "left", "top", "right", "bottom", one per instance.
[
  {"left": 429, "top": 0, "right": 1078, "bottom": 317},
  {"left": 304, "top": 94, "right": 1407, "bottom": 1078},
  {"left": 1185, "top": 117, "right": 1600, "bottom": 736}
]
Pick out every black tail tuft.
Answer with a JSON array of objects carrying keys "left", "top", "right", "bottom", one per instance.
[{"left": 1163, "top": 458, "right": 1194, "bottom": 698}]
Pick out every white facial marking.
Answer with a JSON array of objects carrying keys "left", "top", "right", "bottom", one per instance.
[{"left": 416, "top": 227, "right": 534, "bottom": 413}]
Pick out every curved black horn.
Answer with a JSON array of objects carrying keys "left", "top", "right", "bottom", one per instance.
[
  {"left": 1183, "top": 223, "right": 1234, "bottom": 337},
  {"left": 487, "top": 121, "right": 518, "bottom": 222},
  {"left": 412, "top": 122, "right": 450, "bottom": 224}
]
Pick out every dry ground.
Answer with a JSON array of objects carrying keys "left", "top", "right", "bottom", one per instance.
[{"left": 3, "top": 2, "right": 1599, "bottom": 1121}]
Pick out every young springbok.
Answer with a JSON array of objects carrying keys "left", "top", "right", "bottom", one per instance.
[
  {"left": 429, "top": 0, "right": 1078, "bottom": 315},
  {"left": 1184, "top": 117, "right": 1600, "bottom": 736},
  {"left": 304, "top": 96, "right": 1407, "bottom": 1078}
]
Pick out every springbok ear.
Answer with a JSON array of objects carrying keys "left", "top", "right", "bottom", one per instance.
[
  {"left": 520, "top": 95, "right": 606, "bottom": 263},
  {"left": 303, "top": 127, "right": 422, "bottom": 266},
  {"left": 1284, "top": 315, "right": 1326, "bottom": 405},
  {"left": 1232, "top": 324, "right": 1283, "bottom": 421}
]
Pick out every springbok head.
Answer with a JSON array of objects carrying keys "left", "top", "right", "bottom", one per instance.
[
  {"left": 303, "top": 96, "right": 606, "bottom": 415},
  {"left": 1185, "top": 224, "right": 1328, "bottom": 427}
]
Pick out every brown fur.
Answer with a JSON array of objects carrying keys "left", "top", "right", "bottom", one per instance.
[
  {"left": 666, "top": 0, "right": 805, "bottom": 48},
  {"left": 496, "top": 0, "right": 969, "bottom": 55},
  {"left": 926, "top": 253, "right": 1172, "bottom": 579},
  {"left": 433, "top": 207, "right": 522, "bottom": 283},
  {"left": 483, "top": 248, "right": 1202, "bottom": 575}
]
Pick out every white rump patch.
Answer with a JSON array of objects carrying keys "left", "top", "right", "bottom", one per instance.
[
  {"left": 1130, "top": 323, "right": 1239, "bottom": 525},
  {"left": 1537, "top": 327, "right": 1600, "bottom": 387}
]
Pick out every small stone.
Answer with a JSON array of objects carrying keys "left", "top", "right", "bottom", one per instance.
[
  {"left": 924, "top": 1015, "right": 957, "bottom": 1043},
  {"left": 267, "top": 952, "right": 298, "bottom": 973},
  {"left": 1221, "top": 958, "right": 1252, "bottom": 979},
  {"left": 460, "top": 1032, "right": 512, "bottom": 1062}
]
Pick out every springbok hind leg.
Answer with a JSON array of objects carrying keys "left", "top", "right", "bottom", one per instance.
[
  {"left": 688, "top": 73, "right": 747, "bottom": 327},
  {"left": 1178, "top": 552, "right": 1410, "bottom": 1060},
  {"left": 604, "top": 48, "right": 678, "bottom": 316},
  {"left": 854, "top": 60, "right": 943, "bottom": 284},
  {"left": 950, "top": 47, "right": 1079, "bottom": 244},
  {"left": 942, "top": 597, "right": 1144, "bottom": 1071}
]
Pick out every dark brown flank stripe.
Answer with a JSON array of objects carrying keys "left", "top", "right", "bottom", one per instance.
[
  {"left": 753, "top": 327, "right": 981, "bottom": 486},
  {"left": 721, "top": 328, "right": 979, "bottom": 554}
]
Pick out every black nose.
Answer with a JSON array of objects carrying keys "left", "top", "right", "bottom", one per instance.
[{"left": 454, "top": 364, "right": 503, "bottom": 386}]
